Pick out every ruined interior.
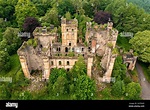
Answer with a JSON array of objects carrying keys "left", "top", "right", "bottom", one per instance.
[{"left": 17, "top": 17, "right": 120, "bottom": 83}]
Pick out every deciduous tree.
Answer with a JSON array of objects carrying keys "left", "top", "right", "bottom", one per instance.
[
  {"left": 111, "top": 80, "right": 125, "bottom": 97},
  {"left": 23, "top": 17, "right": 41, "bottom": 35},
  {"left": 94, "top": 10, "right": 112, "bottom": 24},
  {"left": 125, "top": 82, "right": 141, "bottom": 100},
  {"left": 129, "top": 30, "right": 150, "bottom": 63},
  {"left": 0, "top": 51, "right": 11, "bottom": 71},
  {"left": 3, "top": 27, "right": 21, "bottom": 55},
  {"left": 112, "top": 56, "right": 127, "bottom": 81},
  {"left": 41, "top": 7, "right": 59, "bottom": 27},
  {"left": 15, "top": 0, "right": 38, "bottom": 29},
  {"left": 74, "top": 75, "right": 96, "bottom": 100}
]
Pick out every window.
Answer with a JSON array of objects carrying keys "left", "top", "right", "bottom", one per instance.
[
  {"left": 89, "top": 41, "right": 91, "bottom": 43},
  {"left": 75, "top": 61, "right": 77, "bottom": 64},
  {"left": 67, "top": 61, "right": 69, "bottom": 65},
  {"left": 59, "top": 47, "right": 61, "bottom": 51},
  {"left": 67, "top": 68, "right": 70, "bottom": 71},
  {"left": 66, "top": 29, "right": 68, "bottom": 32},
  {"left": 65, "top": 47, "right": 68, "bottom": 52},
  {"left": 69, "top": 43, "right": 71, "bottom": 46},
  {"left": 51, "top": 61, "right": 53, "bottom": 65},
  {"left": 40, "top": 44, "right": 43, "bottom": 48},
  {"left": 72, "top": 29, "right": 74, "bottom": 31},
  {"left": 59, "top": 61, "right": 61, "bottom": 65},
  {"left": 82, "top": 48, "right": 84, "bottom": 51}
]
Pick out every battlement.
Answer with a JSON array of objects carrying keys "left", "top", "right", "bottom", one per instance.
[
  {"left": 33, "top": 26, "right": 57, "bottom": 36},
  {"left": 61, "top": 17, "right": 78, "bottom": 26}
]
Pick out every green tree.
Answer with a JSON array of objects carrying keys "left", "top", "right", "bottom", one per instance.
[
  {"left": 100, "top": 87, "right": 112, "bottom": 100},
  {"left": 70, "top": 55, "right": 87, "bottom": 80},
  {"left": 111, "top": 80, "right": 125, "bottom": 97},
  {"left": 65, "top": 12, "right": 72, "bottom": 20},
  {"left": 15, "top": 0, "right": 38, "bottom": 29},
  {"left": 0, "top": 51, "right": 11, "bottom": 71},
  {"left": 112, "top": 56, "right": 127, "bottom": 81},
  {"left": 125, "top": 82, "right": 141, "bottom": 100},
  {"left": 0, "top": 18, "right": 6, "bottom": 29},
  {"left": 49, "top": 68, "right": 67, "bottom": 84},
  {"left": 18, "top": 91, "right": 32, "bottom": 100},
  {"left": 74, "top": 75, "right": 96, "bottom": 100},
  {"left": 129, "top": 30, "right": 150, "bottom": 63},
  {"left": 127, "top": 0, "right": 150, "bottom": 13},
  {"left": 3, "top": 27, "right": 21, "bottom": 55},
  {"left": 52, "top": 76, "right": 68, "bottom": 96},
  {"left": 75, "top": 14, "right": 91, "bottom": 42},
  {"left": 0, "top": 84, "right": 11, "bottom": 100},
  {"left": 105, "top": 0, "right": 150, "bottom": 33},
  {"left": 57, "top": 0, "right": 75, "bottom": 16},
  {"left": 41, "top": 7, "right": 59, "bottom": 27},
  {"left": 32, "top": 0, "right": 52, "bottom": 16},
  {"left": 0, "top": 39, "right": 7, "bottom": 51}
]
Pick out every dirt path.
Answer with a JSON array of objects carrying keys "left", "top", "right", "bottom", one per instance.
[{"left": 136, "top": 62, "right": 150, "bottom": 100}]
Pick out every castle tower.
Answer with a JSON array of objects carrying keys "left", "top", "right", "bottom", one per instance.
[
  {"left": 61, "top": 17, "right": 78, "bottom": 47},
  {"left": 87, "top": 57, "right": 93, "bottom": 78},
  {"left": 42, "top": 56, "right": 50, "bottom": 80}
]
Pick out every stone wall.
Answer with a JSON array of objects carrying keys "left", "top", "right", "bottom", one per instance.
[
  {"left": 50, "top": 58, "right": 78, "bottom": 70},
  {"left": 87, "top": 57, "right": 93, "bottom": 78},
  {"left": 42, "top": 56, "right": 50, "bottom": 80},
  {"left": 61, "top": 18, "right": 78, "bottom": 47},
  {"left": 19, "top": 55, "right": 30, "bottom": 79}
]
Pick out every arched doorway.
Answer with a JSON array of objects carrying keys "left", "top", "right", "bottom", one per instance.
[{"left": 65, "top": 47, "right": 68, "bottom": 52}]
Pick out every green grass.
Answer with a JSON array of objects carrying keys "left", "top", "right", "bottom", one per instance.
[
  {"left": 0, "top": 54, "right": 21, "bottom": 78},
  {"left": 129, "top": 69, "right": 139, "bottom": 83},
  {"left": 116, "top": 35, "right": 131, "bottom": 51},
  {"left": 139, "top": 61, "right": 150, "bottom": 82}
]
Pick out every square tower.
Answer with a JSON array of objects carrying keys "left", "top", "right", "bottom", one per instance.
[{"left": 61, "top": 17, "right": 78, "bottom": 47}]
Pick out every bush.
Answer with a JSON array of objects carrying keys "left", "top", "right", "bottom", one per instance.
[{"left": 111, "top": 81, "right": 125, "bottom": 97}]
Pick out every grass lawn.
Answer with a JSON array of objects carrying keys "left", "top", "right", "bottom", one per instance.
[
  {"left": 139, "top": 61, "right": 150, "bottom": 82},
  {"left": 0, "top": 54, "right": 21, "bottom": 78}
]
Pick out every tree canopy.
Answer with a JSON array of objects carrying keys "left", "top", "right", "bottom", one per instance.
[
  {"left": 0, "top": 51, "right": 10, "bottom": 71},
  {"left": 94, "top": 10, "right": 112, "bottom": 24},
  {"left": 129, "top": 30, "right": 150, "bottom": 63},
  {"left": 15, "top": 0, "right": 38, "bottom": 29},
  {"left": 111, "top": 80, "right": 125, "bottom": 97},
  {"left": 23, "top": 17, "right": 41, "bottom": 36},
  {"left": 112, "top": 56, "right": 127, "bottom": 81},
  {"left": 125, "top": 82, "right": 141, "bottom": 100}
]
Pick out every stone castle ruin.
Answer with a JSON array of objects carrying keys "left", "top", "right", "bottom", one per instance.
[
  {"left": 17, "top": 17, "right": 119, "bottom": 83},
  {"left": 123, "top": 49, "right": 137, "bottom": 71}
]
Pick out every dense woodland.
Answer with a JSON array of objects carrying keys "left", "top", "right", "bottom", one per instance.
[{"left": 0, "top": 0, "right": 150, "bottom": 100}]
